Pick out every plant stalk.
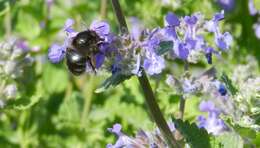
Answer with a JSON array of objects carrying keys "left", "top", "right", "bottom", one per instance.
[
  {"left": 110, "top": 0, "right": 179, "bottom": 147},
  {"left": 138, "top": 70, "right": 179, "bottom": 147},
  {"left": 100, "top": 0, "right": 108, "bottom": 19},
  {"left": 178, "top": 62, "right": 189, "bottom": 120}
]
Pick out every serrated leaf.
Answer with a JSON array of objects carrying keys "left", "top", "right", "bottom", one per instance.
[
  {"left": 156, "top": 41, "right": 173, "bottom": 55},
  {"left": 95, "top": 73, "right": 132, "bottom": 93},
  {"left": 221, "top": 73, "right": 238, "bottom": 96},
  {"left": 172, "top": 117, "right": 211, "bottom": 148}
]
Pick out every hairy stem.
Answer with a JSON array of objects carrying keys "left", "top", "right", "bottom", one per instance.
[{"left": 110, "top": 0, "right": 179, "bottom": 147}]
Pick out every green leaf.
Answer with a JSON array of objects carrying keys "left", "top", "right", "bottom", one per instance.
[
  {"left": 42, "top": 63, "right": 69, "bottom": 94},
  {"left": 156, "top": 41, "right": 173, "bottom": 55},
  {"left": 221, "top": 73, "right": 238, "bottom": 96},
  {"left": 95, "top": 73, "right": 132, "bottom": 93},
  {"left": 15, "top": 11, "right": 41, "bottom": 40},
  {"left": 211, "top": 132, "right": 244, "bottom": 148},
  {"left": 172, "top": 117, "right": 211, "bottom": 148},
  {"left": 172, "top": 117, "right": 244, "bottom": 148}
]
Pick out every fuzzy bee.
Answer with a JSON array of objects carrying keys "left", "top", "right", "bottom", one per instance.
[{"left": 66, "top": 30, "right": 103, "bottom": 75}]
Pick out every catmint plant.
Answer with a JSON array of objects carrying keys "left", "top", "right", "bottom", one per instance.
[
  {"left": 46, "top": 0, "right": 259, "bottom": 147},
  {"left": 0, "top": 37, "right": 33, "bottom": 108}
]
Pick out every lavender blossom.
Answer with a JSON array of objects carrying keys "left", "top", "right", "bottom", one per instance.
[
  {"left": 253, "top": 23, "right": 260, "bottom": 39},
  {"left": 48, "top": 44, "right": 66, "bottom": 63},
  {"left": 107, "top": 122, "right": 176, "bottom": 147},
  {"left": 197, "top": 100, "right": 228, "bottom": 135},
  {"left": 217, "top": 0, "right": 235, "bottom": 11},
  {"left": 205, "top": 11, "right": 233, "bottom": 51},
  {"left": 197, "top": 112, "right": 227, "bottom": 135},
  {"left": 0, "top": 37, "right": 34, "bottom": 106},
  {"left": 248, "top": 0, "right": 259, "bottom": 16}
]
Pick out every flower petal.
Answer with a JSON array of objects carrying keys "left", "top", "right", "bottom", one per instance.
[
  {"left": 48, "top": 44, "right": 66, "bottom": 63},
  {"left": 90, "top": 20, "right": 110, "bottom": 37}
]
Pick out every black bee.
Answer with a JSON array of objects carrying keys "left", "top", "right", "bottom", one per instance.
[{"left": 66, "top": 30, "right": 103, "bottom": 75}]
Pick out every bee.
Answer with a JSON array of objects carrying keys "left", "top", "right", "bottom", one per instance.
[{"left": 66, "top": 30, "right": 103, "bottom": 75}]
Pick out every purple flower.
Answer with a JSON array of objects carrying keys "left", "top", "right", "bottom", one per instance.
[
  {"left": 204, "top": 47, "right": 214, "bottom": 64},
  {"left": 48, "top": 44, "right": 66, "bottom": 63},
  {"left": 184, "top": 15, "right": 198, "bottom": 26},
  {"left": 164, "top": 12, "right": 180, "bottom": 39},
  {"left": 197, "top": 112, "right": 227, "bottom": 135},
  {"left": 199, "top": 100, "right": 220, "bottom": 114},
  {"left": 15, "top": 40, "right": 29, "bottom": 52},
  {"left": 215, "top": 32, "right": 233, "bottom": 51},
  {"left": 64, "top": 18, "right": 78, "bottom": 38},
  {"left": 129, "top": 17, "right": 143, "bottom": 40},
  {"left": 95, "top": 53, "right": 105, "bottom": 69},
  {"left": 142, "top": 29, "right": 166, "bottom": 75},
  {"left": 205, "top": 11, "right": 233, "bottom": 51},
  {"left": 107, "top": 123, "right": 134, "bottom": 148},
  {"left": 108, "top": 123, "right": 122, "bottom": 136},
  {"left": 143, "top": 54, "right": 165, "bottom": 75},
  {"left": 173, "top": 41, "right": 189, "bottom": 60},
  {"left": 248, "top": 0, "right": 259, "bottom": 16},
  {"left": 165, "top": 12, "right": 180, "bottom": 26},
  {"left": 217, "top": 0, "right": 235, "bottom": 11},
  {"left": 254, "top": 23, "right": 260, "bottom": 39},
  {"left": 90, "top": 20, "right": 110, "bottom": 38},
  {"left": 45, "top": 0, "right": 53, "bottom": 7}
]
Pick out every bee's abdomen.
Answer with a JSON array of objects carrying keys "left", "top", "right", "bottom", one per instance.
[{"left": 66, "top": 49, "right": 87, "bottom": 75}]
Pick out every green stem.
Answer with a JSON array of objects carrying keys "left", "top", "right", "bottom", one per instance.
[
  {"left": 110, "top": 0, "right": 179, "bottom": 147},
  {"left": 80, "top": 75, "right": 95, "bottom": 128},
  {"left": 178, "top": 62, "right": 189, "bottom": 120},
  {"left": 138, "top": 70, "right": 179, "bottom": 147},
  {"left": 111, "top": 0, "right": 128, "bottom": 34},
  {"left": 100, "top": 0, "right": 108, "bottom": 19}
]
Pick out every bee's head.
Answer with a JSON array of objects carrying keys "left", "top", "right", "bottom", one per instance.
[{"left": 72, "top": 30, "right": 100, "bottom": 52}]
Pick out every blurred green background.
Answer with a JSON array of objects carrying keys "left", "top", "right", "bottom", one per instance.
[{"left": 0, "top": 0, "right": 259, "bottom": 147}]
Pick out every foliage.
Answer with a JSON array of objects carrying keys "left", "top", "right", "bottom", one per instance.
[{"left": 0, "top": 0, "right": 259, "bottom": 147}]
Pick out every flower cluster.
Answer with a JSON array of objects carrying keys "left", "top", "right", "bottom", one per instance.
[
  {"left": 0, "top": 37, "right": 33, "bottom": 108},
  {"left": 48, "top": 11, "right": 232, "bottom": 77},
  {"left": 106, "top": 122, "right": 176, "bottom": 148},
  {"left": 197, "top": 100, "right": 228, "bottom": 135},
  {"left": 229, "top": 56, "right": 260, "bottom": 131}
]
